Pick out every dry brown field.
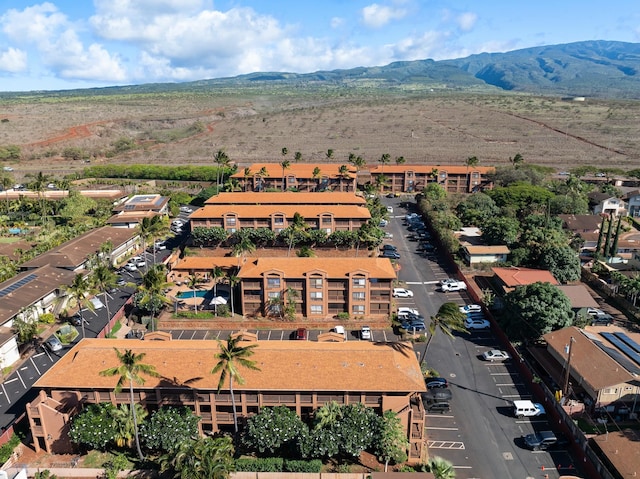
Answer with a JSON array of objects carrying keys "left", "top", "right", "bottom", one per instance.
[{"left": 1, "top": 91, "right": 639, "bottom": 178}]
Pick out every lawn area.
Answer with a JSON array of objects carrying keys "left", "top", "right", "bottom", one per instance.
[{"left": 0, "top": 237, "right": 21, "bottom": 244}]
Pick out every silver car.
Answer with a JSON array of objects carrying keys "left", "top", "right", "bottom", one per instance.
[{"left": 45, "top": 336, "right": 63, "bottom": 352}]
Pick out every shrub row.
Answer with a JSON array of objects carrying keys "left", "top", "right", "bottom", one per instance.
[{"left": 234, "top": 457, "right": 322, "bottom": 473}]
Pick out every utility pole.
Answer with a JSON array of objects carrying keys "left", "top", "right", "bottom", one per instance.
[{"left": 562, "top": 336, "right": 576, "bottom": 398}]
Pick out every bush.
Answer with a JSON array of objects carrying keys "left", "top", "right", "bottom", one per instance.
[
  {"left": 336, "top": 312, "right": 350, "bottom": 321},
  {"left": 284, "top": 459, "right": 322, "bottom": 472},
  {"left": 235, "top": 457, "right": 284, "bottom": 472},
  {"left": 0, "top": 433, "right": 21, "bottom": 463},
  {"left": 175, "top": 311, "right": 215, "bottom": 319},
  {"left": 38, "top": 313, "right": 55, "bottom": 324}
]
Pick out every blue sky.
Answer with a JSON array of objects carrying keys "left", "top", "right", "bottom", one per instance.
[{"left": 0, "top": 0, "right": 638, "bottom": 92}]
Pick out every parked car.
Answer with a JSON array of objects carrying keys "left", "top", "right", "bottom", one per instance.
[
  {"left": 425, "top": 401, "right": 451, "bottom": 414},
  {"left": 116, "top": 278, "right": 127, "bottom": 286},
  {"left": 332, "top": 325, "right": 346, "bottom": 339},
  {"left": 44, "top": 335, "right": 63, "bottom": 352},
  {"left": 393, "top": 288, "right": 414, "bottom": 298},
  {"left": 482, "top": 349, "right": 511, "bottom": 361},
  {"left": 397, "top": 307, "right": 419, "bottom": 316},
  {"left": 382, "top": 250, "right": 400, "bottom": 259},
  {"left": 360, "top": 325, "right": 371, "bottom": 340},
  {"left": 2, "top": 166, "right": 13, "bottom": 172},
  {"left": 295, "top": 328, "right": 307, "bottom": 340},
  {"left": 382, "top": 244, "right": 397, "bottom": 252},
  {"left": 465, "top": 317, "right": 490, "bottom": 330},
  {"left": 179, "top": 206, "right": 193, "bottom": 213},
  {"left": 124, "top": 263, "right": 138, "bottom": 272},
  {"left": 441, "top": 281, "right": 467, "bottom": 292},
  {"left": 135, "top": 260, "right": 146, "bottom": 268},
  {"left": 422, "top": 388, "right": 453, "bottom": 402},
  {"left": 425, "top": 377, "right": 448, "bottom": 389},
  {"left": 378, "top": 219, "right": 388, "bottom": 227},
  {"left": 522, "top": 431, "right": 558, "bottom": 451},
  {"left": 460, "top": 304, "right": 482, "bottom": 314},
  {"left": 402, "top": 321, "right": 425, "bottom": 331},
  {"left": 154, "top": 241, "right": 167, "bottom": 250},
  {"left": 513, "top": 400, "right": 546, "bottom": 418},
  {"left": 386, "top": 206, "right": 394, "bottom": 213}
]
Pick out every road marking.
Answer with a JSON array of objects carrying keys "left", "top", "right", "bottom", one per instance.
[
  {"left": 451, "top": 465, "right": 473, "bottom": 469},
  {"left": 1, "top": 384, "right": 8, "bottom": 404},
  {"left": 427, "top": 441, "right": 465, "bottom": 449},
  {"left": 516, "top": 420, "right": 548, "bottom": 424},
  {"left": 490, "top": 372, "right": 513, "bottom": 375},
  {"left": 426, "top": 426, "right": 459, "bottom": 431},
  {"left": 29, "top": 357, "right": 41, "bottom": 376},
  {"left": 496, "top": 383, "right": 524, "bottom": 387},
  {"left": 503, "top": 394, "right": 530, "bottom": 398},
  {"left": 14, "top": 371, "right": 26, "bottom": 389}
]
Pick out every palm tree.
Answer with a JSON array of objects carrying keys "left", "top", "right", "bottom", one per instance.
[
  {"left": 137, "top": 265, "right": 171, "bottom": 331},
  {"left": 427, "top": 456, "right": 456, "bottom": 479},
  {"left": 395, "top": 155, "right": 406, "bottom": 165},
  {"left": 63, "top": 273, "right": 96, "bottom": 339},
  {"left": 99, "top": 348, "right": 160, "bottom": 460},
  {"left": 314, "top": 400, "right": 343, "bottom": 429},
  {"left": 294, "top": 151, "right": 303, "bottom": 162},
  {"left": 242, "top": 167, "right": 252, "bottom": 192},
  {"left": 139, "top": 215, "right": 167, "bottom": 267},
  {"left": 25, "top": 171, "right": 52, "bottom": 225},
  {"left": 163, "top": 435, "right": 235, "bottom": 479},
  {"left": 0, "top": 175, "right": 13, "bottom": 213},
  {"left": 338, "top": 164, "right": 350, "bottom": 192},
  {"left": 379, "top": 153, "right": 391, "bottom": 174},
  {"left": 211, "top": 266, "right": 226, "bottom": 315},
  {"left": 325, "top": 149, "right": 334, "bottom": 160},
  {"left": 91, "top": 263, "right": 117, "bottom": 335},
  {"left": 280, "top": 159, "right": 291, "bottom": 191},
  {"left": 464, "top": 156, "right": 479, "bottom": 192},
  {"left": 425, "top": 302, "right": 467, "bottom": 358},
  {"left": 186, "top": 274, "right": 203, "bottom": 313},
  {"left": 510, "top": 153, "right": 524, "bottom": 169},
  {"left": 231, "top": 234, "right": 256, "bottom": 268},
  {"left": 211, "top": 336, "right": 260, "bottom": 433},
  {"left": 213, "top": 149, "right": 230, "bottom": 193},
  {"left": 227, "top": 274, "right": 240, "bottom": 317},
  {"left": 312, "top": 166, "right": 322, "bottom": 191},
  {"left": 110, "top": 403, "right": 148, "bottom": 448},
  {"left": 255, "top": 166, "right": 268, "bottom": 191},
  {"left": 281, "top": 147, "right": 288, "bottom": 161}
]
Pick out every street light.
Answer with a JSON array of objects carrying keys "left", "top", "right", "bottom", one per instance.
[{"left": 562, "top": 336, "right": 576, "bottom": 398}]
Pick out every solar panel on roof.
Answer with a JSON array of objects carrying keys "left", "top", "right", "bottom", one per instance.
[
  {"left": 592, "top": 340, "right": 640, "bottom": 375},
  {"left": 0, "top": 273, "right": 37, "bottom": 298},
  {"left": 613, "top": 332, "right": 640, "bottom": 355},
  {"left": 601, "top": 332, "right": 640, "bottom": 368}
]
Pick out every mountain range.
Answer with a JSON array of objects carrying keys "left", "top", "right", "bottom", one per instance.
[{"left": 9, "top": 40, "right": 640, "bottom": 99}]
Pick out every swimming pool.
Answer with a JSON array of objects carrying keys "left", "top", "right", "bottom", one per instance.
[{"left": 177, "top": 290, "right": 211, "bottom": 299}]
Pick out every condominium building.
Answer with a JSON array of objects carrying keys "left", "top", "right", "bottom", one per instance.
[
  {"left": 231, "top": 163, "right": 357, "bottom": 192},
  {"left": 368, "top": 164, "right": 494, "bottom": 193}
]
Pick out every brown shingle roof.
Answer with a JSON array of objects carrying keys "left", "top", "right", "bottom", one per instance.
[
  {"left": 591, "top": 429, "right": 640, "bottom": 478},
  {"left": 542, "top": 327, "right": 634, "bottom": 391},
  {"left": 106, "top": 211, "right": 160, "bottom": 224},
  {"left": 368, "top": 164, "right": 494, "bottom": 174},
  {"left": 231, "top": 163, "right": 356, "bottom": 179},
  {"left": 492, "top": 267, "right": 559, "bottom": 287},
  {"left": 557, "top": 214, "right": 602, "bottom": 233},
  {"left": 238, "top": 257, "right": 397, "bottom": 279},
  {"left": 34, "top": 339, "right": 426, "bottom": 393},
  {"left": 205, "top": 191, "right": 366, "bottom": 205},
  {"left": 557, "top": 285, "right": 599, "bottom": 309},
  {"left": 172, "top": 256, "right": 251, "bottom": 271},
  {"left": 21, "top": 227, "right": 138, "bottom": 270},
  {"left": 0, "top": 265, "right": 77, "bottom": 324},
  {"left": 191, "top": 205, "right": 371, "bottom": 220},
  {"left": 464, "top": 245, "right": 510, "bottom": 254}
]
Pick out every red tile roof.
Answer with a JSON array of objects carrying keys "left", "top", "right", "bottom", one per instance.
[
  {"left": 369, "top": 164, "right": 494, "bottom": 174},
  {"left": 232, "top": 163, "right": 356, "bottom": 179},
  {"left": 238, "top": 257, "right": 397, "bottom": 279},
  {"left": 205, "top": 191, "right": 366, "bottom": 205},
  {"left": 191, "top": 205, "right": 371, "bottom": 220},
  {"left": 492, "top": 267, "right": 559, "bottom": 287}
]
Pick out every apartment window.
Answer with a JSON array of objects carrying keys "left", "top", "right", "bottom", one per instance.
[
  {"left": 267, "top": 277, "right": 281, "bottom": 289},
  {"left": 274, "top": 216, "right": 284, "bottom": 225},
  {"left": 352, "top": 305, "right": 365, "bottom": 314},
  {"left": 267, "top": 292, "right": 280, "bottom": 299},
  {"left": 353, "top": 277, "right": 366, "bottom": 288},
  {"left": 226, "top": 217, "right": 237, "bottom": 226},
  {"left": 310, "top": 278, "right": 323, "bottom": 289},
  {"left": 352, "top": 292, "right": 365, "bottom": 301},
  {"left": 310, "top": 305, "right": 323, "bottom": 314},
  {"left": 310, "top": 292, "right": 323, "bottom": 300},
  {"left": 322, "top": 216, "right": 332, "bottom": 225}
]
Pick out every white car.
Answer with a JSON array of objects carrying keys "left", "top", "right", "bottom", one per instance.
[
  {"left": 465, "top": 317, "right": 490, "bottom": 330},
  {"left": 482, "top": 349, "right": 511, "bottom": 362},
  {"left": 441, "top": 281, "right": 467, "bottom": 292},
  {"left": 393, "top": 288, "right": 414, "bottom": 298},
  {"left": 179, "top": 206, "right": 193, "bottom": 213},
  {"left": 386, "top": 206, "right": 394, "bottom": 213},
  {"left": 360, "top": 326, "right": 371, "bottom": 340},
  {"left": 3, "top": 166, "right": 13, "bottom": 172},
  {"left": 398, "top": 307, "right": 419, "bottom": 316},
  {"left": 124, "top": 263, "right": 138, "bottom": 272},
  {"left": 460, "top": 304, "right": 482, "bottom": 314},
  {"left": 154, "top": 241, "right": 167, "bottom": 250}
]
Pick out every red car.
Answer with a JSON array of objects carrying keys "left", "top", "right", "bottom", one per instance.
[{"left": 295, "top": 328, "right": 307, "bottom": 340}]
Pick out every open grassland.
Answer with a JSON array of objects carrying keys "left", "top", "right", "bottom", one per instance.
[{"left": 1, "top": 89, "right": 639, "bottom": 176}]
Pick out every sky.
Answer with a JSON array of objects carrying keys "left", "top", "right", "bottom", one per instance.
[{"left": 0, "top": 0, "right": 638, "bottom": 92}]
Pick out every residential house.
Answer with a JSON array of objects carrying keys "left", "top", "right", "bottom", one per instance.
[
  {"left": 112, "top": 194, "right": 170, "bottom": 214},
  {"left": 368, "top": 165, "right": 494, "bottom": 193},
  {"left": 557, "top": 285, "right": 600, "bottom": 311},
  {"left": 237, "top": 257, "right": 396, "bottom": 319},
  {"left": 205, "top": 191, "right": 367, "bottom": 206},
  {"left": 491, "top": 266, "right": 559, "bottom": 294},
  {"left": 0, "top": 265, "right": 77, "bottom": 367},
  {"left": 587, "top": 192, "right": 626, "bottom": 216},
  {"left": 462, "top": 245, "right": 510, "bottom": 265},
  {"left": 190, "top": 204, "right": 371, "bottom": 234},
  {"left": 590, "top": 429, "right": 640, "bottom": 479},
  {"left": 530, "top": 327, "right": 640, "bottom": 408},
  {"left": 28, "top": 338, "right": 427, "bottom": 461},
  {"left": 20, "top": 226, "right": 139, "bottom": 270},
  {"left": 623, "top": 190, "right": 640, "bottom": 218},
  {"left": 232, "top": 163, "right": 357, "bottom": 192},
  {"left": 558, "top": 214, "right": 602, "bottom": 234}
]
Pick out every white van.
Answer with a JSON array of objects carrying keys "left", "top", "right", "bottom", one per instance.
[
  {"left": 332, "top": 325, "right": 346, "bottom": 340},
  {"left": 512, "top": 400, "right": 545, "bottom": 418}
]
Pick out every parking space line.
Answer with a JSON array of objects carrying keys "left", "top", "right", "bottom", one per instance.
[
  {"left": 426, "top": 426, "right": 459, "bottom": 431},
  {"left": 190, "top": 331, "right": 197, "bottom": 340},
  {"left": 14, "top": 371, "right": 26, "bottom": 389},
  {"left": 502, "top": 394, "right": 529, "bottom": 398},
  {"left": 427, "top": 441, "right": 465, "bottom": 449},
  {"left": 29, "top": 357, "right": 41, "bottom": 375},
  {"left": 426, "top": 413, "right": 454, "bottom": 418},
  {"left": 0, "top": 385, "right": 8, "bottom": 404},
  {"left": 496, "top": 383, "right": 524, "bottom": 387},
  {"left": 176, "top": 330, "right": 185, "bottom": 339}
]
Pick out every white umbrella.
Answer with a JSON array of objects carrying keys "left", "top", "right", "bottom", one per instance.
[{"left": 210, "top": 296, "right": 228, "bottom": 305}]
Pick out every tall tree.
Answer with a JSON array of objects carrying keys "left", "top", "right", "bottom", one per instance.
[
  {"left": 280, "top": 159, "right": 291, "bottom": 191},
  {"left": 25, "top": 171, "right": 52, "bottom": 225},
  {"left": 185, "top": 274, "right": 203, "bottom": 314},
  {"left": 211, "top": 266, "right": 226, "bottom": 315},
  {"left": 242, "top": 167, "right": 252, "bottom": 192},
  {"left": 99, "top": 348, "right": 160, "bottom": 460},
  {"left": 337, "top": 164, "right": 350, "bottom": 191},
  {"left": 91, "top": 263, "right": 117, "bottom": 335},
  {"left": 213, "top": 149, "right": 230, "bottom": 194},
  {"left": 325, "top": 149, "right": 334, "bottom": 160},
  {"left": 211, "top": 336, "right": 260, "bottom": 433},
  {"left": 395, "top": 155, "right": 405, "bottom": 165},
  {"left": 294, "top": 151, "right": 303, "bottom": 162},
  {"left": 375, "top": 410, "right": 409, "bottom": 472},
  {"left": 227, "top": 274, "right": 240, "bottom": 317},
  {"left": 379, "top": 153, "right": 391, "bottom": 174},
  {"left": 63, "top": 273, "right": 96, "bottom": 339},
  {"left": 139, "top": 215, "right": 167, "bottom": 267},
  {"left": 427, "top": 456, "right": 456, "bottom": 479},
  {"left": 135, "top": 265, "right": 171, "bottom": 331},
  {"left": 312, "top": 166, "right": 322, "bottom": 191},
  {"left": 425, "top": 302, "right": 467, "bottom": 358},
  {"left": 163, "top": 436, "right": 235, "bottom": 479},
  {"left": 464, "top": 156, "right": 479, "bottom": 192}
]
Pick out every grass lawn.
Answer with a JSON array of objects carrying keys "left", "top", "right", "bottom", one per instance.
[
  {"left": 0, "top": 237, "right": 21, "bottom": 244},
  {"left": 107, "top": 320, "right": 123, "bottom": 338}
]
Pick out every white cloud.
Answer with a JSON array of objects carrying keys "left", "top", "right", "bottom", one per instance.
[
  {"left": 0, "top": 48, "right": 27, "bottom": 73},
  {"left": 361, "top": 3, "right": 408, "bottom": 28},
  {"left": 456, "top": 12, "right": 477, "bottom": 32},
  {"left": 330, "top": 17, "right": 344, "bottom": 29}
]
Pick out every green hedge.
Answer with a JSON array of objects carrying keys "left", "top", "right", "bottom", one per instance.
[
  {"left": 0, "top": 434, "right": 21, "bottom": 464},
  {"left": 235, "top": 457, "right": 283, "bottom": 472},
  {"left": 284, "top": 459, "right": 322, "bottom": 473}
]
